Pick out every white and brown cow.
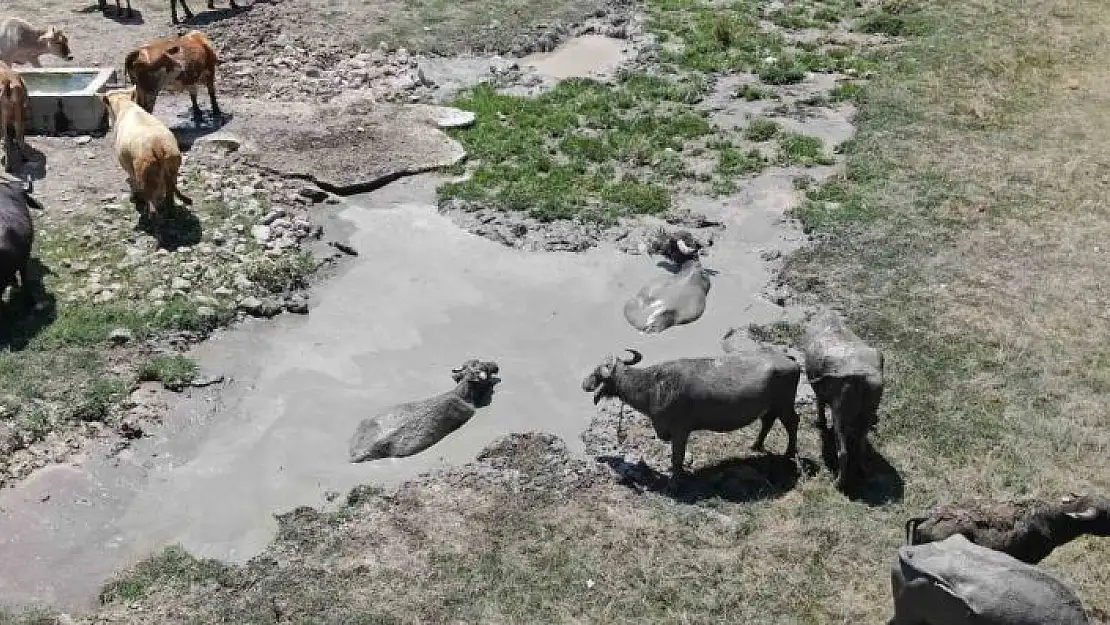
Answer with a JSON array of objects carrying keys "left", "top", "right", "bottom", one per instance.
[{"left": 124, "top": 30, "right": 222, "bottom": 124}]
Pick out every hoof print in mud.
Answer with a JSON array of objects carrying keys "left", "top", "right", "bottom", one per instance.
[
  {"left": 348, "top": 359, "right": 500, "bottom": 463},
  {"left": 623, "top": 230, "right": 712, "bottom": 333}
]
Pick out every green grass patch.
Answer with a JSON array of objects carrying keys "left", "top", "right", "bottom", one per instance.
[
  {"left": 744, "top": 118, "right": 781, "bottom": 142},
  {"left": 100, "top": 546, "right": 234, "bottom": 604},
  {"left": 442, "top": 73, "right": 738, "bottom": 221},
  {"left": 777, "top": 133, "right": 836, "bottom": 166},
  {"left": 757, "top": 56, "right": 808, "bottom": 85},
  {"left": 736, "top": 83, "right": 772, "bottom": 101},
  {"left": 137, "top": 355, "right": 198, "bottom": 391},
  {"left": 71, "top": 377, "right": 129, "bottom": 422}
]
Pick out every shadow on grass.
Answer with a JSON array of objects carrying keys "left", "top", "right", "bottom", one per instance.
[
  {"left": 599, "top": 452, "right": 819, "bottom": 504},
  {"left": 136, "top": 205, "right": 203, "bottom": 250},
  {"left": 0, "top": 259, "right": 58, "bottom": 351},
  {"left": 818, "top": 423, "right": 904, "bottom": 506}
]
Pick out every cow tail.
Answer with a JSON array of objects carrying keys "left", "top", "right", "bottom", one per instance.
[{"left": 1, "top": 78, "right": 10, "bottom": 99}]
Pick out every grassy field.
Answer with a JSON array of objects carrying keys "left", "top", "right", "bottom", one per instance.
[{"left": 4, "top": 0, "right": 1110, "bottom": 622}]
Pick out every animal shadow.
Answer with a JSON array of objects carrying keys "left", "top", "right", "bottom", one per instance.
[
  {"left": 600, "top": 453, "right": 818, "bottom": 504},
  {"left": 0, "top": 259, "right": 58, "bottom": 351},
  {"left": 137, "top": 206, "right": 202, "bottom": 250},
  {"left": 75, "top": 4, "right": 145, "bottom": 23},
  {"left": 818, "top": 425, "right": 904, "bottom": 505},
  {"left": 10, "top": 142, "right": 48, "bottom": 183},
  {"left": 171, "top": 111, "right": 234, "bottom": 151},
  {"left": 178, "top": 3, "right": 251, "bottom": 27}
]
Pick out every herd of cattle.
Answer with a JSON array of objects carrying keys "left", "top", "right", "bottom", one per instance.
[
  {"left": 0, "top": 5, "right": 1107, "bottom": 624},
  {"left": 0, "top": 10, "right": 228, "bottom": 305}
]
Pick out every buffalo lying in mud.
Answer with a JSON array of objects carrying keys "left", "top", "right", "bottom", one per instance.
[
  {"left": 623, "top": 230, "right": 711, "bottom": 334},
  {"left": 349, "top": 359, "right": 500, "bottom": 462}
]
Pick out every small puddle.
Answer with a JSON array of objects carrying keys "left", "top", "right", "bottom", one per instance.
[{"left": 522, "top": 35, "right": 631, "bottom": 81}]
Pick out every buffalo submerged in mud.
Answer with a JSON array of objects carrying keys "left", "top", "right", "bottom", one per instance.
[
  {"left": 349, "top": 359, "right": 501, "bottom": 462},
  {"left": 623, "top": 230, "right": 712, "bottom": 334}
]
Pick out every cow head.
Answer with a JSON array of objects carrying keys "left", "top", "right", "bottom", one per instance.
[
  {"left": 40, "top": 26, "right": 73, "bottom": 61},
  {"left": 100, "top": 87, "right": 138, "bottom": 123},
  {"left": 582, "top": 349, "right": 642, "bottom": 405}
]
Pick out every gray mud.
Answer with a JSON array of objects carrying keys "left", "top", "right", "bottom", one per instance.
[{"left": 0, "top": 166, "right": 807, "bottom": 610}]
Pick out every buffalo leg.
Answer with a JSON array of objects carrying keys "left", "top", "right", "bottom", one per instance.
[
  {"left": 669, "top": 430, "right": 689, "bottom": 476},
  {"left": 206, "top": 75, "right": 222, "bottom": 121},
  {"left": 832, "top": 416, "right": 851, "bottom": 491},
  {"left": 780, "top": 405, "right": 799, "bottom": 457},
  {"left": 17, "top": 260, "right": 33, "bottom": 310},
  {"left": 751, "top": 414, "right": 775, "bottom": 452}
]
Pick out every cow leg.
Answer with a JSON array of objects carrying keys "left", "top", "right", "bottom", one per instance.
[
  {"left": 208, "top": 0, "right": 215, "bottom": 7},
  {"left": 188, "top": 87, "right": 204, "bottom": 125},
  {"left": 228, "top": 0, "right": 239, "bottom": 7},
  {"left": 205, "top": 75, "right": 222, "bottom": 121},
  {"left": 669, "top": 430, "right": 690, "bottom": 477},
  {"left": 99, "top": 0, "right": 107, "bottom": 11},
  {"left": 125, "top": 0, "right": 133, "bottom": 17},
  {"left": 815, "top": 399, "right": 827, "bottom": 429}
]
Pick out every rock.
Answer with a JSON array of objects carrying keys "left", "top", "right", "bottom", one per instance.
[
  {"left": 237, "top": 296, "right": 263, "bottom": 314},
  {"left": 196, "top": 306, "right": 217, "bottom": 320},
  {"left": 108, "top": 328, "right": 134, "bottom": 346},
  {"left": 171, "top": 277, "right": 192, "bottom": 291},
  {"left": 75, "top": 136, "right": 91, "bottom": 146},
  {"left": 238, "top": 296, "right": 282, "bottom": 318},
  {"left": 283, "top": 293, "right": 309, "bottom": 314},
  {"left": 251, "top": 225, "right": 272, "bottom": 243},
  {"left": 233, "top": 274, "right": 254, "bottom": 290},
  {"left": 148, "top": 287, "right": 167, "bottom": 300},
  {"left": 213, "top": 286, "right": 234, "bottom": 297}
]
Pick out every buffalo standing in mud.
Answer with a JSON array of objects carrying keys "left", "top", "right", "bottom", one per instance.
[
  {"left": 582, "top": 348, "right": 800, "bottom": 477},
  {"left": 801, "top": 308, "right": 884, "bottom": 492},
  {"left": 349, "top": 359, "right": 500, "bottom": 462},
  {"left": 904, "top": 493, "right": 1110, "bottom": 564}
]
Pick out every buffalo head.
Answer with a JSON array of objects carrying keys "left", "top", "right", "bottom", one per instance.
[{"left": 582, "top": 349, "right": 642, "bottom": 405}]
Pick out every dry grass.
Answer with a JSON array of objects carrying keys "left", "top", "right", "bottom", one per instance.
[{"left": 20, "top": 0, "right": 1110, "bottom": 622}]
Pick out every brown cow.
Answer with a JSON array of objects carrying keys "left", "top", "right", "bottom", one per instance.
[
  {"left": 124, "top": 30, "right": 221, "bottom": 124},
  {"left": 0, "top": 61, "right": 28, "bottom": 164},
  {"left": 101, "top": 87, "right": 192, "bottom": 223}
]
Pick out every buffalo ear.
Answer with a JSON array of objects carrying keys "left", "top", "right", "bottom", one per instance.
[{"left": 1065, "top": 507, "right": 1098, "bottom": 521}]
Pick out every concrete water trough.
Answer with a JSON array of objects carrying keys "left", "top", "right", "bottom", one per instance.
[{"left": 18, "top": 67, "right": 118, "bottom": 135}]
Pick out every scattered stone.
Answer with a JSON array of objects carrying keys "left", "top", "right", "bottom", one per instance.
[
  {"left": 283, "top": 293, "right": 310, "bottom": 314},
  {"left": 171, "top": 277, "right": 192, "bottom": 292},
  {"left": 108, "top": 328, "right": 134, "bottom": 346},
  {"left": 328, "top": 241, "right": 358, "bottom": 256},
  {"left": 251, "top": 225, "right": 272, "bottom": 243}
]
